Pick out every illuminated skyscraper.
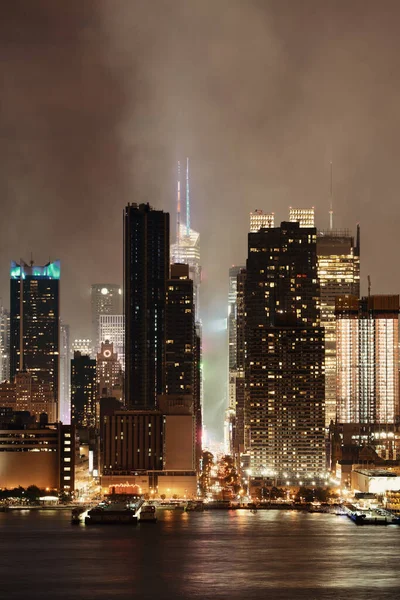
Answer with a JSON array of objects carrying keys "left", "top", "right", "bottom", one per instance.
[
  {"left": 0, "top": 304, "right": 10, "bottom": 382},
  {"left": 59, "top": 322, "right": 71, "bottom": 424},
  {"left": 91, "top": 284, "right": 122, "bottom": 353},
  {"left": 170, "top": 158, "right": 201, "bottom": 319},
  {"left": 10, "top": 260, "right": 60, "bottom": 419},
  {"left": 249, "top": 209, "right": 274, "bottom": 232},
  {"left": 225, "top": 266, "right": 245, "bottom": 456},
  {"left": 289, "top": 207, "right": 315, "bottom": 228},
  {"left": 99, "top": 315, "right": 125, "bottom": 371},
  {"left": 96, "top": 341, "right": 123, "bottom": 401},
  {"left": 244, "top": 222, "right": 325, "bottom": 479},
  {"left": 124, "top": 202, "right": 169, "bottom": 409},
  {"left": 336, "top": 295, "right": 399, "bottom": 424},
  {"left": 317, "top": 228, "right": 360, "bottom": 425}
]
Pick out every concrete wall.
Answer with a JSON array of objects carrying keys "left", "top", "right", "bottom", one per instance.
[
  {"left": 157, "top": 475, "right": 197, "bottom": 498},
  {"left": 0, "top": 452, "right": 58, "bottom": 489},
  {"left": 164, "top": 415, "right": 194, "bottom": 470}
]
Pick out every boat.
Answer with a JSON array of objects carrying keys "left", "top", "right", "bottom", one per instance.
[
  {"left": 184, "top": 500, "right": 204, "bottom": 512},
  {"left": 139, "top": 504, "right": 157, "bottom": 522},
  {"left": 84, "top": 502, "right": 137, "bottom": 525}
]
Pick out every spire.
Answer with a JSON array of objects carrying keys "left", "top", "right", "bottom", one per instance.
[
  {"left": 176, "top": 161, "right": 181, "bottom": 251},
  {"left": 329, "top": 161, "right": 333, "bottom": 231},
  {"left": 186, "top": 157, "right": 190, "bottom": 236}
]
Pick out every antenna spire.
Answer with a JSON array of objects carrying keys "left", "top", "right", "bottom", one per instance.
[
  {"left": 329, "top": 161, "right": 334, "bottom": 231},
  {"left": 186, "top": 157, "right": 190, "bottom": 236},
  {"left": 176, "top": 161, "right": 181, "bottom": 255}
]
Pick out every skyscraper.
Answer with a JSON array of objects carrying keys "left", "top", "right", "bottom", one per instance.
[
  {"left": 124, "top": 202, "right": 170, "bottom": 409},
  {"left": 96, "top": 340, "right": 123, "bottom": 401},
  {"left": 59, "top": 322, "right": 71, "bottom": 424},
  {"left": 317, "top": 228, "right": 360, "bottom": 425},
  {"left": 244, "top": 222, "right": 325, "bottom": 478},
  {"left": 71, "top": 351, "right": 96, "bottom": 428},
  {"left": 99, "top": 315, "right": 125, "bottom": 370},
  {"left": 165, "top": 264, "right": 195, "bottom": 396},
  {"left": 10, "top": 260, "right": 60, "bottom": 418},
  {"left": 225, "top": 266, "right": 245, "bottom": 455},
  {"left": 336, "top": 294, "right": 399, "bottom": 424},
  {"left": 249, "top": 210, "right": 274, "bottom": 232},
  {"left": 0, "top": 303, "right": 10, "bottom": 382},
  {"left": 170, "top": 159, "right": 201, "bottom": 319},
  {"left": 91, "top": 284, "right": 122, "bottom": 353}
]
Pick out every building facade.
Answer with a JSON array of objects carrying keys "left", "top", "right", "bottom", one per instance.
[
  {"left": 59, "top": 322, "right": 71, "bottom": 424},
  {"left": 124, "top": 203, "right": 169, "bottom": 409},
  {"left": 317, "top": 228, "right": 360, "bottom": 425},
  {"left": 96, "top": 341, "right": 123, "bottom": 401},
  {"left": 0, "top": 421, "right": 74, "bottom": 492},
  {"left": 244, "top": 221, "right": 325, "bottom": 478},
  {"left": 336, "top": 294, "right": 399, "bottom": 425},
  {"left": 289, "top": 207, "right": 315, "bottom": 228},
  {"left": 10, "top": 260, "right": 60, "bottom": 419},
  {"left": 249, "top": 209, "right": 274, "bottom": 232},
  {"left": 99, "top": 314, "right": 125, "bottom": 371},
  {"left": 91, "top": 284, "right": 122, "bottom": 353},
  {"left": 71, "top": 351, "right": 97, "bottom": 428},
  {"left": 165, "top": 264, "right": 195, "bottom": 396}
]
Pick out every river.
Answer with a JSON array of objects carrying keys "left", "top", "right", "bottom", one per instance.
[{"left": 1, "top": 508, "right": 399, "bottom": 599}]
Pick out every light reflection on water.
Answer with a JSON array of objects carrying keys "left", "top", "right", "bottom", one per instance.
[{"left": 0, "top": 509, "right": 400, "bottom": 599}]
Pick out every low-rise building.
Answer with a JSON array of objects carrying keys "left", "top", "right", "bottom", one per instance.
[{"left": 0, "top": 420, "right": 74, "bottom": 493}]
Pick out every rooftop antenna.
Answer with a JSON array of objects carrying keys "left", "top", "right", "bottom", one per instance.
[
  {"left": 176, "top": 161, "right": 181, "bottom": 253},
  {"left": 368, "top": 275, "right": 371, "bottom": 298},
  {"left": 186, "top": 157, "right": 190, "bottom": 236},
  {"left": 329, "top": 161, "right": 333, "bottom": 231}
]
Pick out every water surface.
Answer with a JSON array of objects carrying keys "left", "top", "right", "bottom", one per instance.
[{"left": 1, "top": 509, "right": 399, "bottom": 599}]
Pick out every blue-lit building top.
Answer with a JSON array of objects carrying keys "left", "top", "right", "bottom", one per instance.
[{"left": 10, "top": 260, "right": 61, "bottom": 280}]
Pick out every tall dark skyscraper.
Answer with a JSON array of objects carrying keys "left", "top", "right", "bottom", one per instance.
[
  {"left": 124, "top": 203, "right": 170, "bottom": 409},
  {"left": 165, "top": 264, "right": 195, "bottom": 396},
  {"left": 10, "top": 260, "right": 60, "bottom": 416},
  {"left": 71, "top": 351, "right": 97, "bottom": 428},
  {"left": 244, "top": 222, "right": 325, "bottom": 479}
]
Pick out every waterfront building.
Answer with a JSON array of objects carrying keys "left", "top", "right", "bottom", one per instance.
[
  {"left": 99, "top": 314, "right": 125, "bottom": 370},
  {"left": 102, "top": 410, "right": 164, "bottom": 473},
  {"left": 0, "top": 420, "right": 74, "bottom": 492},
  {"left": 249, "top": 209, "right": 274, "bottom": 233},
  {"left": 96, "top": 341, "right": 123, "bottom": 401},
  {"left": 124, "top": 202, "right": 169, "bottom": 409},
  {"left": 289, "top": 207, "right": 315, "bottom": 228},
  {"left": 244, "top": 221, "right": 325, "bottom": 479},
  {"left": 91, "top": 284, "right": 122, "bottom": 353},
  {"left": 317, "top": 228, "right": 360, "bottom": 425},
  {"left": 336, "top": 294, "right": 399, "bottom": 425},
  {"left": 71, "top": 351, "right": 97, "bottom": 428},
  {"left": 100, "top": 399, "right": 197, "bottom": 497},
  {"left": 10, "top": 260, "right": 60, "bottom": 419}
]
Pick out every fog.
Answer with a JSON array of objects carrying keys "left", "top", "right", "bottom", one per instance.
[{"left": 1, "top": 1, "right": 400, "bottom": 439}]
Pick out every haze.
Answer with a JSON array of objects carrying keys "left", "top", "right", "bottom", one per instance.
[{"left": 1, "top": 0, "right": 400, "bottom": 439}]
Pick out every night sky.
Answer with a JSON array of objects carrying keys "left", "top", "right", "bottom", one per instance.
[{"left": 1, "top": 1, "right": 400, "bottom": 439}]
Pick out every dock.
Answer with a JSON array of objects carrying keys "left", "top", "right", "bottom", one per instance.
[{"left": 344, "top": 503, "right": 400, "bottom": 525}]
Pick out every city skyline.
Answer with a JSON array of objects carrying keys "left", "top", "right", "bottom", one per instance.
[{"left": 2, "top": 3, "right": 400, "bottom": 442}]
